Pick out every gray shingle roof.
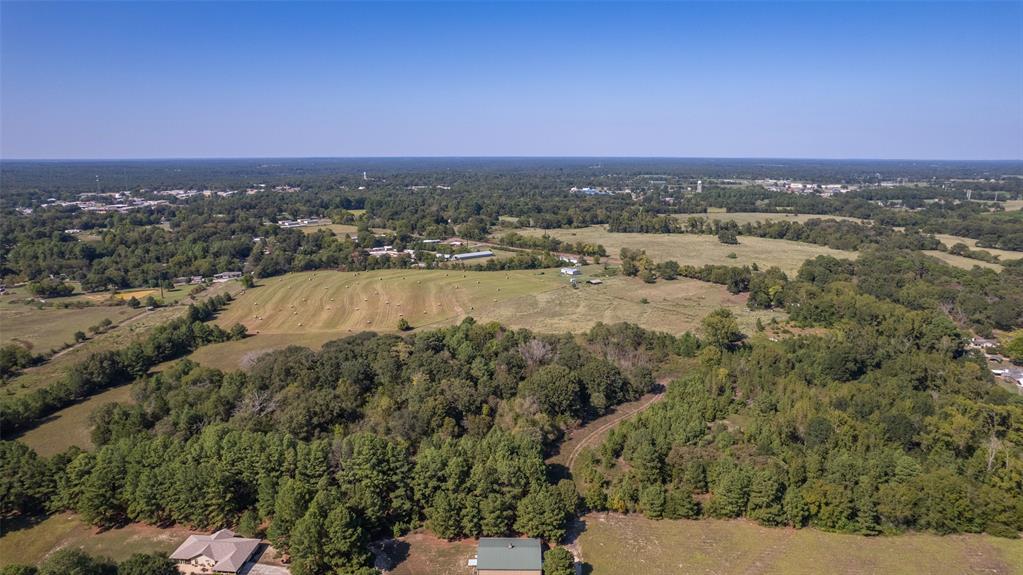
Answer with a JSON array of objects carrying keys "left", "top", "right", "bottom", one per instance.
[
  {"left": 477, "top": 537, "right": 542, "bottom": 571},
  {"left": 169, "top": 529, "right": 260, "bottom": 573}
]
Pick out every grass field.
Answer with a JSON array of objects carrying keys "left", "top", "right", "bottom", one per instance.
[
  {"left": 374, "top": 533, "right": 475, "bottom": 575},
  {"left": 1, "top": 302, "right": 140, "bottom": 353},
  {"left": 187, "top": 269, "right": 782, "bottom": 372},
  {"left": 578, "top": 513, "right": 1023, "bottom": 575},
  {"left": 517, "top": 225, "right": 853, "bottom": 275},
  {"left": 932, "top": 234, "right": 1022, "bottom": 262},
  {"left": 15, "top": 383, "right": 135, "bottom": 456},
  {"left": 684, "top": 212, "right": 866, "bottom": 225},
  {"left": 300, "top": 222, "right": 390, "bottom": 236},
  {"left": 2, "top": 283, "right": 236, "bottom": 399},
  {"left": 924, "top": 251, "right": 1004, "bottom": 271},
  {"left": 0, "top": 513, "right": 193, "bottom": 567}
]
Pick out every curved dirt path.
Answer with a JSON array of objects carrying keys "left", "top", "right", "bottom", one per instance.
[{"left": 549, "top": 379, "right": 670, "bottom": 474}]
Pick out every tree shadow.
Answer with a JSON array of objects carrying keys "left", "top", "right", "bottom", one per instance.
[
  {"left": 371, "top": 539, "right": 411, "bottom": 571},
  {"left": 0, "top": 513, "right": 48, "bottom": 536}
]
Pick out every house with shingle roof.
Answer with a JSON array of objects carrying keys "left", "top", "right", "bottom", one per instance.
[{"left": 169, "top": 529, "right": 260, "bottom": 573}]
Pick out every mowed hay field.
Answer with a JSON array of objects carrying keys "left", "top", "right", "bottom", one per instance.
[
  {"left": 579, "top": 513, "right": 1023, "bottom": 575},
  {"left": 516, "top": 225, "right": 853, "bottom": 275},
  {"left": 189, "top": 269, "right": 562, "bottom": 370},
  {"left": 189, "top": 268, "right": 782, "bottom": 372}
]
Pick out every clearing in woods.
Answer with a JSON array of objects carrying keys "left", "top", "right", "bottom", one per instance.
[
  {"left": 578, "top": 513, "right": 1023, "bottom": 575},
  {"left": 188, "top": 268, "right": 783, "bottom": 372},
  {"left": 923, "top": 251, "right": 1004, "bottom": 271},
  {"left": 515, "top": 225, "right": 854, "bottom": 274},
  {"left": 373, "top": 532, "right": 475, "bottom": 575},
  {"left": 932, "top": 233, "right": 1022, "bottom": 262},
  {"left": 0, "top": 513, "right": 194, "bottom": 567},
  {"left": 15, "top": 383, "right": 134, "bottom": 456}
]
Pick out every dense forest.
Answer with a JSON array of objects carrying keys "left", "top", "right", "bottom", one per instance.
[{"left": 579, "top": 280, "right": 1023, "bottom": 537}]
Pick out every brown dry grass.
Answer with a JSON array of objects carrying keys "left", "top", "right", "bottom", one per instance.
[
  {"left": 578, "top": 513, "right": 1023, "bottom": 575},
  {"left": 516, "top": 225, "right": 852, "bottom": 275}
]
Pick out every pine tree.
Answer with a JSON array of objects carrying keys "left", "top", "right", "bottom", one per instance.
[
  {"left": 543, "top": 547, "right": 575, "bottom": 575},
  {"left": 427, "top": 491, "right": 462, "bottom": 540},
  {"left": 514, "top": 485, "right": 569, "bottom": 542},
  {"left": 664, "top": 488, "right": 700, "bottom": 519},
  {"left": 324, "top": 504, "right": 372, "bottom": 572},
  {"left": 267, "top": 477, "right": 311, "bottom": 552},
  {"left": 747, "top": 470, "right": 784, "bottom": 526},
  {"left": 639, "top": 483, "right": 666, "bottom": 519}
]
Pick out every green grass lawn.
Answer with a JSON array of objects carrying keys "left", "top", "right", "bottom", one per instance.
[
  {"left": 516, "top": 225, "right": 853, "bottom": 275},
  {"left": 578, "top": 513, "right": 1023, "bottom": 575}
]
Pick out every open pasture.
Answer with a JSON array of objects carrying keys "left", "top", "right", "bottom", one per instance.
[
  {"left": 924, "top": 251, "right": 1004, "bottom": 271},
  {"left": 1, "top": 303, "right": 139, "bottom": 353},
  {"left": 685, "top": 212, "right": 866, "bottom": 225},
  {"left": 15, "top": 383, "right": 134, "bottom": 456},
  {"left": 2, "top": 283, "right": 236, "bottom": 398},
  {"left": 300, "top": 222, "right": 390, "bottom": 236},
  {"left": 189, "top": 268, "right": 781, "bottom": 372},
  {"left": 932, "top": 233, "right": 1022, "bottom": 262},
  {"left": 578, "top": 513, "right": 1023, "bottom": 575},
  {"left": 0, "top": 513, "right": 193, "bottom": 567},
  {"left": 516, "top": 225, "right": 853, "bottom": 274}
]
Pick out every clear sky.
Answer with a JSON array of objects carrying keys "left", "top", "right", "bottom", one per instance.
[{"left": 1, "top": 1, "right": 1021, "bottom": 160}]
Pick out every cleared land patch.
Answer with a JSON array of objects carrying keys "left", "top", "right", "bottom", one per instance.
[
  {"left": 516, "top": 225, "right": 853, "bottom": 275},
  {"left": 188, "top": 268, "right": 781, "bottom": 372},
  {"left": 16, "top": 383, "right": 134, "bottom": 456},
  {"left": 373, "top": 532, "right": 475, "bottom": 575},
  {"left": 578, "top": 513, "right": 1023, "bottom": 575},
  {"left": 932, "top": 234, "right": 1022, "bottom": 262},
  {"left": 1, "top": 302, "right": 140, "bottom": 353},
  {"left": 2, "top": 283, "right": 236, "bottom": 399},
  {"left": 924, "top": 251, "right": 1004, "bottom": 271},
  {"left": 0, "top": 513, "right": 193, "bottom": 567}
]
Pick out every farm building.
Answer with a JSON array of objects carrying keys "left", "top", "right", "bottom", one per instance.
[
  {"left": 452, "top": 250, "right": 494, "bottom": 261},
  {"left": 992, "top": 367, "right": 1023, "bottom": 388},
  {"left": 213, "top": 271, "right": 242, "bottom": 282},
  {"left": 470, "top": 538, "right": 542, "bottom": 575},
  {"left": 560, "top": 267, "right": 581, "bottom": 276},
  {"left": 169, "top": 529, "right": 260, "bottom": 573}
]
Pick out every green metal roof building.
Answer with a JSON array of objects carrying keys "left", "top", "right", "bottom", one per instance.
[{"left": 474, "top": 537, "right": 543, "bottom": 575}]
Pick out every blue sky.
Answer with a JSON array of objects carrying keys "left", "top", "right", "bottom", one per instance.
[{"left": 1, "top": 1, "right": 1021, "bottom": 160}]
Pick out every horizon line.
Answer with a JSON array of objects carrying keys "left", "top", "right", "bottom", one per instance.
[{"left": 2, "top": 155, "right": 1022, "bottom": 163}]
